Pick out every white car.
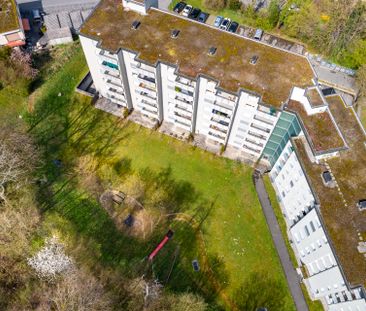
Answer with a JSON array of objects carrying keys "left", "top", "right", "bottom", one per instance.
[
  {"left": 219, "top": 18, "right": 231, "bottom": 30},
  {"left": 182, "top": 5, "right": 192, "bottom": 17}
]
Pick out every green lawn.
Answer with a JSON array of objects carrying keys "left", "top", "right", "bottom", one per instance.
[{"left": 22, "top": 42, "right": 296, "bottom": 310}]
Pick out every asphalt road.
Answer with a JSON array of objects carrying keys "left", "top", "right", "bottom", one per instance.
[{"left": 253, "top": 173, "right": 309, "bottom": 311}]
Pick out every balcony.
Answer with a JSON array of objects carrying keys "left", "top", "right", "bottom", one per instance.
[
  {"left": 174, "top": 95, "right": 193, "bottom": 106},
  {"left": 211, "top": 116, "right": 229, "bottom": 127},
  {"left": 108, "top": 87, "right": 124, "bottom": 97},
  {"left": 175, "top": 77, "right": 195, "bottom": 93},
  {"left": 138, "top": 81, "right": 156, "bottom": 92},
  {"left": 141, "top": 99, "right": 157, "bottom": 109},
  {"left": 214, "top": 99, "right": 234, "bottom": 111},
  {"left": 209, "top": 124, "right": 227, "bottom": 135},
  {"left": 102, "top": 60, "right": 119, "bottom": 71},
  {"left": 137, "top": 90, "right": 156, "bottom": 102},
  {"left": 248, "top": 130, "right": 267, "bottom": 141},
  {"left": 174, "top": 119, "right": 191, "bottom": 130},
  {"left": 174, "top": 104, "right": 192, "bottom": 114},
  {"left": 105, "top": 78, "right": 123, "bottom": 89},
  {"left": 242, "top": 143, "right": 261, "bottom": 154},
  {"left": 253, "top": 114, "right": 275, "bottom": 126},
  {"left": 208, "top": 131, "right": 225, "bottom": 143},
  {"left": 141, "top": 106, "right": 158, "bottom": 119},
  {"left": 250, "top": 123, "right": 271, "bottom": 134},
  {"left": 174, "top": 86, "right": 194, "bottom": 97},
  {"left": 174, "top": 110, "right": 191, "bottom": 120},
  {"left": 99, "top": 50, "right": 118, "bottom": 61},
  {"left": 212, "top": 108, "right": 231, "bottom": 119},
  {"left": 245, "top": 137, "right": 264, "bottom": 148},
  {"left": 103, "top": 70, "right": 120, "bottom": 79}
]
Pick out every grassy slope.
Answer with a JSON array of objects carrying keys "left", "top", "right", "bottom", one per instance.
[
  {"left": 25, "top": 43, "right": 295, "bottom": 310},
  {"left": 263, "top": 175, "right": 324, "bottom": 311}
]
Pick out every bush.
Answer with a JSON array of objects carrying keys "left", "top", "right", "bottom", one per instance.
[
  {"left": 204, "top": 0, "right": 226, "bottom": 10},
  {"left": 228, "top": 0, "right": 242, "bottom": 11}
]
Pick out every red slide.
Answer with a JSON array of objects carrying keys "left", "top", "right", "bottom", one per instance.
[{"left": 148, "top": 230, "right": 174, "bottom": 261}]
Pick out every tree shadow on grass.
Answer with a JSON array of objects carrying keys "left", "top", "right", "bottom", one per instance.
[{"left": 234, "top": 270, "right": 293, "bottom": 311}]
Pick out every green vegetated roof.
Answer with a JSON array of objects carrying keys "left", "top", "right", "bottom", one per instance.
[
  {"left": 0, "top": 0, "right": 20, "bottom": 34},
  {"left": 80, "top": 0, "right": 314, "bottom": 107},
  {"left": 287, "top": 99, "right": 344, "bottom": 152},
  {"left": 295, "top": 95, "right": 366, "bottom": 286}
]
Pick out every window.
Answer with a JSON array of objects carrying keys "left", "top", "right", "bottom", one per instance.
[
  {"left": 290, "top": 180, "right": 294, "bottom": 188},
  {"left": 282, "top": 191, "right": 286, "bottom": 198},
  {"left": 310, "top": 221, "right": 316, "bottom": 232},
  {"left": 304, "top": 225, "right": 310, "bottom": 237}
]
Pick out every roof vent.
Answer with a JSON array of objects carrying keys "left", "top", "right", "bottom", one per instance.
[
  {"left": 357, "top": 199, "right": 366, "bottom": 211},
  {"left": 131, "top": 20, "right": 141, "bottom": 30},
  {"left": 250, "top": 55, "right": 259, "bottom": 65},
  {"left": 171, "top": 29, "right": 180, "bottom": 38},
  {"left": 208, "top": 47, "right": 217, "bottom": 56}
]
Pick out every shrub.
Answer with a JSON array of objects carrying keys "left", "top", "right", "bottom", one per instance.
[
  {"left": 228, "top": 0, "right": 242, "bottom": 11},
  {"left": 204, "top": 0, "right": 226, "bottom": 10}
]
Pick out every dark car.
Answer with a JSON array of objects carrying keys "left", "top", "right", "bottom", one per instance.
[
  {"left": 228, "top": 21, "right": 239, "bottom": 33},
  {"left": 188, "top": 8, "right": 201, "bottom": 20},
  {"left": 197, "top": 11, "right": 209, "bottom": 23},
  {"left": 173, "top": 1, "right": 186, "bottom": 13},
  {"left": 192, "top": 260, "right": 200, "bottom": 272}
]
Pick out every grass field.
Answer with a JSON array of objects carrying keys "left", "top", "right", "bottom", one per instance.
[{"left": 0, "top": 42, "right": 297, "bottom": 310}]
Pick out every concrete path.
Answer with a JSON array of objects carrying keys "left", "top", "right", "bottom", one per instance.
[{"left": 253, "top": 173, "right": 309, "bottom": 311}]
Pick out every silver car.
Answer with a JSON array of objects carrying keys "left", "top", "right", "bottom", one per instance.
[{"left": 182, "top": 4, "right": 192, "bottom": 17}]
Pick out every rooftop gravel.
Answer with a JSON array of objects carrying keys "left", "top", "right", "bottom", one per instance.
[{"left": 79, "top": 0, "right": 314, "bottom": 107}]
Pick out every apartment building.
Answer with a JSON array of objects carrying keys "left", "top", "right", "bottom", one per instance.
[
  {"left": 270, "top": 137, "right": 366, "bottom": 310},
  {"left": 269, "top": 139, "right": 315, "bottom": 225},
  {"left": 0, "top": 0, "right": 25, "bottom": 47},
  {"left": 79, "top": 0, "right": 314, "bottom": 160},
  {"left": 79, "top": 0, "right": 366, "bottom": 309}
]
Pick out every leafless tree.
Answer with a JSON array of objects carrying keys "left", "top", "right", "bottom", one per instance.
[
  {"left": 10, "top": 48, "right": 38, "bottom": 80},
  {"left": 0, "top": 128, "right": 39, "bottom": 204}
]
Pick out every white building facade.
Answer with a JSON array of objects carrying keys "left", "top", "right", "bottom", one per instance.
[
  {"left": 269, "top": 138, "right": 366, "bottom": 310},
  {"left": 80, "top": 33, "right": 281, "bottom": 160}
]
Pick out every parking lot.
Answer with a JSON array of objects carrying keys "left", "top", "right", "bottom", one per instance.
[{"left": 172, "top": 1, "right": 306, "bottom": 55}]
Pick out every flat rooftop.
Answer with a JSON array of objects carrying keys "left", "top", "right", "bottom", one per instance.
[
  {"left": 0, "top": 0, "right": 20, "bottom": 34},
  {"left": 286, "top": 99, "right": 344, "bottom": 152},
  {"left": 79, "top": 0, "right": 314, "bottom": 107},
  {"left": 294, "top": 95, "right": 366, "bottom": 286}
]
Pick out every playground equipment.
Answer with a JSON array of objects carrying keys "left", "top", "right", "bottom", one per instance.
[{"left": 148, "top": 230, "right": 174, "bottom": 261}]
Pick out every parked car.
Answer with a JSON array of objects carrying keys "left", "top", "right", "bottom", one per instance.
[
  {"left": 182, "top": 4, "right": 192, "bottom": 17},
  {"left": 254, "top": 28, "right": 263, "bottom": 40},
  {"left": 173, "top": 1, "right": 186, "bottom": 13},
  {"left": 192, "top": 260, "right": 200, "bottom": 272},
  {"left": 188, "top": 8, "right": 201, "bottom": 19},
  {"left": 228, "top": 21, "right": 239, "bottom": 33},
  {"left": 219, "top": 18, "right": 231, "bottom": 30},
  {"left": 214, "top": 15, "right": 223, "bottom": 27},
  {"left": 197, "top": 12, "right": 209, "bottom": 23}
]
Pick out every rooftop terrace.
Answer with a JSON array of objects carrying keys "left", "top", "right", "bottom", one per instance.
[
  {"left": 0, "top": 0, "right": 19, "bottom": 34},
  {"left": 294, "top": 95, "right": 366, "bottom": 286},
  {"left": 79, "top": 0, "right": 314, "bottom": 107},
  {"left": 286, "top": 100, "right": 344, "bottom": 152}
]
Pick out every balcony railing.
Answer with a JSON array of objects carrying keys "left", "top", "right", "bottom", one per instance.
[
  {"left": 210, "top": 124, "right": 227, "bottom": 134},
  {"left": 251, "top": 123, "right": 270, "bottom": 133},
  {"left": 211, "top": 117, "right": 229, "bottom": 127}
]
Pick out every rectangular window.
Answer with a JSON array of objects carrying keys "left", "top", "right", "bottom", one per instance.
[
  {"left": 304, "top": 225, "right": 310, "bottom": 237},
  {"left": 310, "top": 221, "right": 316, "bottom": 232}
]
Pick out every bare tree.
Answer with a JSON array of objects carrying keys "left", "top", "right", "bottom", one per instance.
[
  {"left": 10, "top": 48, "right": 38, "bottom": 80},
  {"left": 0, "top": 128, "right": 39, "bottom": 204}
]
